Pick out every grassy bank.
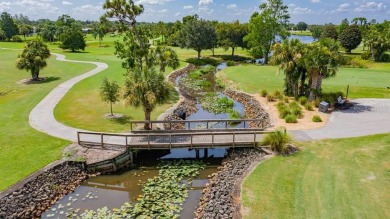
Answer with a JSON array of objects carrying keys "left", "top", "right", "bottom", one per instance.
[
  {"left": 289, "top": 30, "right": 312, "bottom": 36},
  {"left": 0, "top": 49, "right": 95, "bottom": 191},
  {"left": 243, "top": 134, "right": 390, "bottom": 218},
  {"left": 223, "top": 62, "right": 390, "bottom": 98}
]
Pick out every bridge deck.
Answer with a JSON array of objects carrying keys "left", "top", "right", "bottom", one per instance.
[{"left": 78, "top": 131, "right": 270, "bottom": 150}]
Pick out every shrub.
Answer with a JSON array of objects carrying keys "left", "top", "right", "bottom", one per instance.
[
  {"left": 361, "top": 51, "right": 371, "bottom": 60},
  {"left": 260, "top": 89, "right": 268, "bottom": 97},
  {"left": 226, "top": 60, "right": 235, "bottom": 66},
  {"left": 276, "top": 101, "right": 287, "bottom": 111},
  {"left": 305, "top": 102, "right": 314, "bottom": 111},
  {"left": 289, "top": 101, "right": 301, "bottom": 110},
  {"left": 279, "top": 108, "right": 291, "bottom": 119},
  {"left": 11, "top": 35, "right": 23, "bottom": 42},
  {"left": 284, "top": 96, "right": 289, "bottom": 103},
  {"left": 312, "top": 115, "right": 322, "bottom": 122},
  {"left": 298, "top": 96, "right": 308, "bottom": 105},
  {"left": 285, "top": 115, "right": 298, "bottom": 123},
  {"left": 266, "top": 94, "right": 275, "bottom": 102},
  {"left": 291, "top": 108, "right": 303, "bottom": 118},
  {"left": 321, "top": 91, "right": 344, "bottom": 106},
  {"left": 272, "top": 90, "right": 283, "bottom": 99},
  {"left": 349, "top": 57, "right": 368, "bottom": 68},
  {"left": 313, "top": 98, "right": 321, "bottom": 108},
  {"left": 261, "top": 128, "right": 291, "bottom": 155}
]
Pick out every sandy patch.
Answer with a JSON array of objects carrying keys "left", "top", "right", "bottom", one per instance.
[{"left": 252, "top": 94, "right": 330, "bottom": 130}]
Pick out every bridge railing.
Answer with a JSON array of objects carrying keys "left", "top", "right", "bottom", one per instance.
[
  {"left": 77, "top": 130, "right": 273, "bottom": 150},
  {"left": 129, "top": 119, "right": 266, "bottom": 131}
]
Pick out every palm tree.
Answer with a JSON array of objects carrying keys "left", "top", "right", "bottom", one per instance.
[
  {"left": 304, "top": 38, "right": 342, "bottom": 101},
  {"left": 92, "top": 21, "right": 108, "bottom": 47},
  {"left": 151, "top": 46, "right": 180, "bottom": 73},
  {"left": 270, "top": 39, "right": 306, "bottom": 98},
  {"left": 16, "top": 40, "right": 51, "bottom": 81},
  {"left": 123, "top": 67, "right": 172, "bottom": 130}
]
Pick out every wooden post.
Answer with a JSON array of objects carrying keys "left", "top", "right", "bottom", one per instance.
[
  {"left": 101, "top": 133, "right": 104, "bottom": 148},
  {"left": 170, "top": 134, "right": 172, "bottom": 149},
  {"left": 212, "top": 133, "right": 214, "bottom": 147},
  {"left": 225, "top": 122, "right": 228, "bottom": 129},
  {"left": 206, "top": 121, "right": 209, "bottom": 130},
  {"left": 243, "top": 120, "right": 246, "bottom": 128},
  {"left": 125, "top": 136, "right": 128, "bottom": 146},
  {"left": 233, "top": 133, "right": 235, "bottom": 148},
  {"left": 190, "top": 135, "right": 193, "bottom": 149},
  {"left": 130, "top": 122, "right": 133, "bottom": 131},
  {"left": 204, "top": 148, "right": 208, "bottom": 159},
  {"left": 196, "top": 149, "right": 200, "bottom": 159},
  {"left": 346, "top": 84, "right": 350, "bottom": 99},
  {"left": 254, "top": 133, "right": 256, "bottom": 147},
  {"left": 188, "top": 121, "right": 191, "bottom": 130},
  {"left": 148, "top": 135, "right": 150, "bottom": 150},
  {"left": 77, "top": 132, "right": 80, "bottom": 145}
]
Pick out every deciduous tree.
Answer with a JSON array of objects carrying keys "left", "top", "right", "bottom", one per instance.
[
  {"left": 216, "top": 21, "right": 247, "bottom": 57},
  {"left": 296, "top": 22, "right": 308, "bottom": 32},
  {"left": 177, "top": 18, "right": 217, "bottom": 59},
  {"left": 245, "top": 0, "right": 290, "bottom": 64},
  {"left": 0, "top": 12, "right": 18, "bottom": 41},
  {"left": 339, "top": 24, "right": 362, "bottom": 53}
]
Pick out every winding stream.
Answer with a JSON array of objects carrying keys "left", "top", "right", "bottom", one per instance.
[{"left": 41, "top": 62, "right": 242, "bottom": 218}]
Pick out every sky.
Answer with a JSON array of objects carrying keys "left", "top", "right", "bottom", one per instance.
[{"left": 0, "top": 0, "right": 389, "bottom": 24}]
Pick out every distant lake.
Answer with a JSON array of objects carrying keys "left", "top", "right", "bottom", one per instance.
[{"left": 289, "top": 35, "right": 315, "bottom": 44}]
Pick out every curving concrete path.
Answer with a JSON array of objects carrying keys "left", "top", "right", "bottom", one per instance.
[
  {"left": 7, "top": 47, "right": 385, "bottom": 143},
  {"left": 29, "top": 53, "right": 109, "bottom": 142},
  {"left": 291, "top": 98, "right": 390, "bottom": 141}
]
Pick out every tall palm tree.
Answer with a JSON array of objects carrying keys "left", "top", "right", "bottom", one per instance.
[
  {"left": 123, "top": 67, "right": 171, "bottom": 130},
  {"left": 16, "top": 40, "right": 51, "bottom": 81},
  {"left": 304, "top": 38, "right": 342, "bottom": 101},
  {"left": 271, "top": 39, "right": 306, "bottom": 98}
]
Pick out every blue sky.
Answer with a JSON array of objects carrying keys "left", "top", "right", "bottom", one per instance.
[{"left": 0, "top": 0, "right": 389, "bottom": 24}]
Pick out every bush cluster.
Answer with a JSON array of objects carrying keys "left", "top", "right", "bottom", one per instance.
[
  {"left": 277, "top": 101, "right": 303, "bottom": 123},
  {"left": 312, "top": 115, "right": 322, "bottom": 122}
]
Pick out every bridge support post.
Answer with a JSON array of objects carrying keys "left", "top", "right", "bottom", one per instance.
[
  {"left": 204, "top": 148, "right": 208, "bottom": 159},
  {"left": 196, "top": 149, "right": 200, "bottom": 159}
]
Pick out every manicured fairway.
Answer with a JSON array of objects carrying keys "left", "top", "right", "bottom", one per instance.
[
  {"left": 0, "top": 49, "right": 95, "bottom": 191},
  {"left": 242, "top": 134, "right": 390, "bottom": 219},
  {"left": 224, "top": 63, "right": 390, "bottom": 98}
]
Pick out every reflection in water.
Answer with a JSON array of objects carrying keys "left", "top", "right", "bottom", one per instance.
[{"left": 41, "top": 149, "right": 222, "bottom": 219}]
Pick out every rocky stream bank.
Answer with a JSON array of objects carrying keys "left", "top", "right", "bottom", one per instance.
[
  {"left": 195, "top": 149, "right": 266, "bottom": 219},
  {"left": 0, "top": 162, "right": 89, "bottom": 219}
]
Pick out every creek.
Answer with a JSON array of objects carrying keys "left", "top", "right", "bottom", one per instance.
[{"left": 41, "top": 62, "right": 245, "bottom": 218}]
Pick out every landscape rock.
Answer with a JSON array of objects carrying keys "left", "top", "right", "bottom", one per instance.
[
  {"left": 195, "top": 149, "right": 265, "bottom": 219},
  {"left": 0, "top": 162, "right": 88, "bottom": 219}
]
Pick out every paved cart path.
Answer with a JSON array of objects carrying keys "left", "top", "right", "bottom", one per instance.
[
  {"left": 13, "top": 49, "right": 387, "bottom": 143},
  {"left": 291, "top": 98, "right": 390, "bottom": 141}
]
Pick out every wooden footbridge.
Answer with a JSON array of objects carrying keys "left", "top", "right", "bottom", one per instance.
[{"left": 77, "top": 119, "right": 272, "bottom": 150}]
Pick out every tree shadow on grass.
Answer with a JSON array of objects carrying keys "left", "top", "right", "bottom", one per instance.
[
  {"left": 19, "top": 76, "right": 61, "bottom": 85},
  {"left": 108, "top": 115, "right": 133, "bottom": 125},
  {"left": 186, "top": 57, "right": 221, "bottom": 66},
  {"left": 63, "top": 50, "right": 90, "bottom": 54},
  {"left": 213, "top": 54, "right": 250, "bottom": 62}
]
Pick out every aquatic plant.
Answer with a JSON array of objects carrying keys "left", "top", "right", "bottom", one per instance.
[{"left": 79, "top": 160, "right": 206, "bottom": 219}]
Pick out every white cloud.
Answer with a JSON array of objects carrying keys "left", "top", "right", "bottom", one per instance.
[
  {"left": 337, "top": 3, "right": 350, "bottom": 12},
  {"left": 288, "top": 4, "right": 313, "bottom": 14},
  {"left": 175, "top": 12, "right": 181, "bottom": 17},
  {"left": 199, "top": 0, "right": 213, "bottom": 6},
  {"left": 62, "top": 1, "right": 72, "bottom": 5},
  {"left": 183, "top": 5, "right": 193, "bottom": 9},
  {"left": 227, "top": 4, "right": 236, "bottom": 9},
  {"left": 74, "top": 5, "right": 102, "bottom": 14},
  {"left": 135, "top": 0, "right": 173, "bottom": 5},
  {"left": 14, "top": 0, "right": 59, "bottom": 14},
  {"left": 0, "top": 2, "right": 12, "bottom": 11},
  {"left": 310, "top": 0, "right": 320, "bottom": 3},
  {"left": 354, "top": 2, "right": 387, "bottom": 12},
  {"left": 158, "top": 9, "right": 168, "bottom": 13},
  {"left": 198, "top": 6, "right": 214, "bottom": 15}
]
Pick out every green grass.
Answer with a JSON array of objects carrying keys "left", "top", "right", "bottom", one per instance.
[
  {"left": 289, "top": 30, "right": 312, "bottom": 36},
  {"left": 0, "top": 49, "right": 95, "bottom": 191},
  {"left": 224, "top": 63, "right": 390, "bottom": 98},
  {"left": 243, "top": 134, "right": 390, "bottom": 219}
]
